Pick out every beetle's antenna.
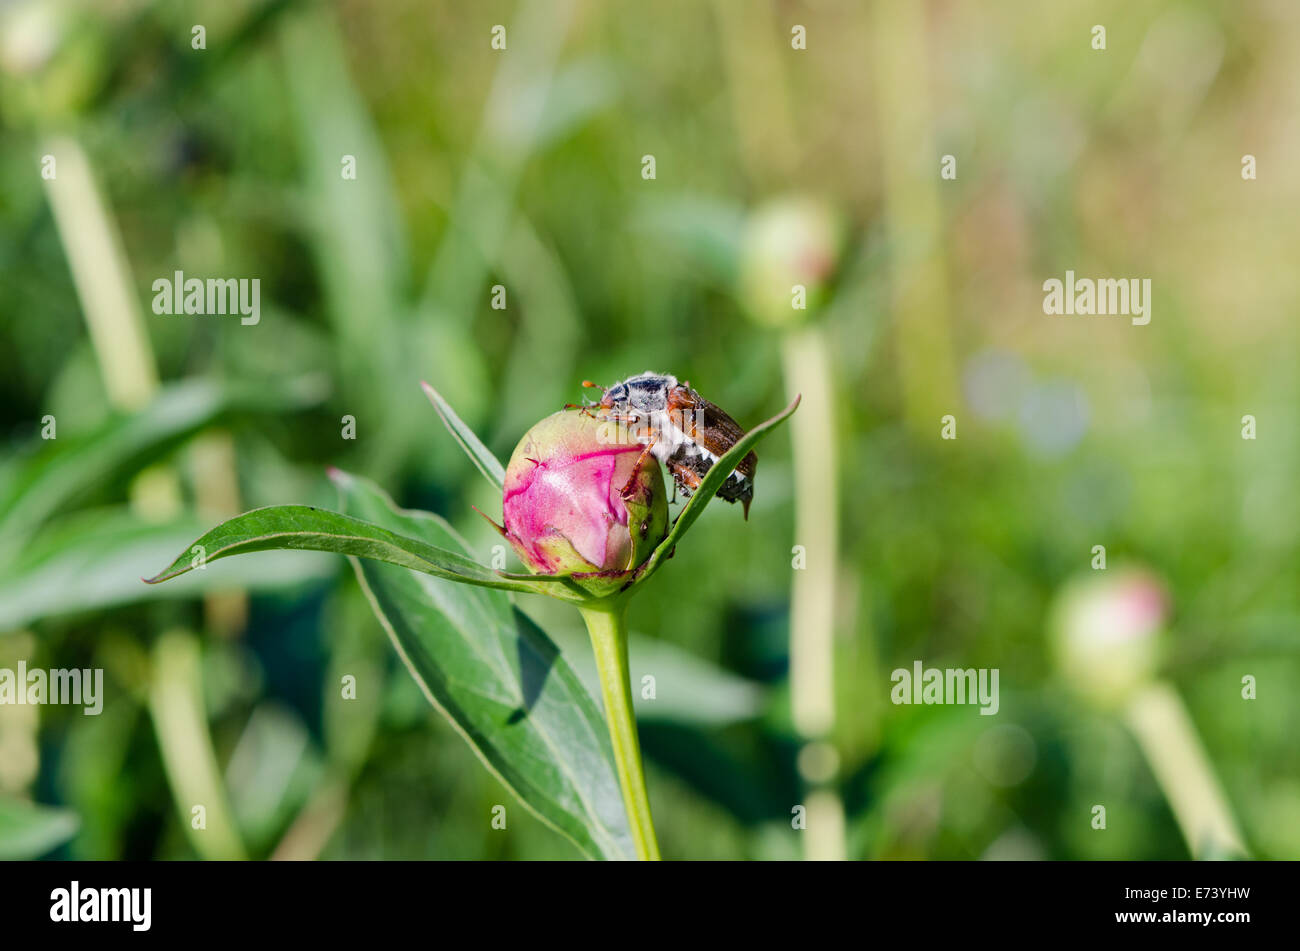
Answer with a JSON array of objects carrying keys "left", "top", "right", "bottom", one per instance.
[{"left": 568, "top": 380, "right": 604, "bottom": 417}]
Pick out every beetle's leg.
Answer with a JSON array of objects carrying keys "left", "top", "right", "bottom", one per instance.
[{"left": 619, "top": 435, "right": 658, "bottom": 499}]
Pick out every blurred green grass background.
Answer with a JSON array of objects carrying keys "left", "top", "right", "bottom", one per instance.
[{"left": 0, "top": 0, "right": 1297, "bottom": 860}]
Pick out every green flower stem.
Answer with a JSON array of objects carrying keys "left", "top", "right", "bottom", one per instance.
[
  {"left": 580, "top": 600, "right": 661, "bottom": 860},
  {"left": 781, "top": 325, "right": 847, "bottom": 861},
  {"left": 1124, "top": 682, "right": 1247, "bottom": 859}
]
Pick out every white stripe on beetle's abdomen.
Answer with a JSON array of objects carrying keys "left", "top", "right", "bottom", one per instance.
[{"left": 640, "top": 414, "right": 749, "bottom": 489}]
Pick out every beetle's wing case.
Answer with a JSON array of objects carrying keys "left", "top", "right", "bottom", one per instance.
[{"left": 668, "top": 385, "right": 758, "bottom": 480}]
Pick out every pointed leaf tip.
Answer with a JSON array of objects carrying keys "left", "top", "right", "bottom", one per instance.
[{"left": 422, "top": 383, "right": 507, "bottom": 491}]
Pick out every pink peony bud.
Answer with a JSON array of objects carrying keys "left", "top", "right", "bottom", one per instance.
[{"left": 499, "top": 412, "right": 668, "bottom": 576}]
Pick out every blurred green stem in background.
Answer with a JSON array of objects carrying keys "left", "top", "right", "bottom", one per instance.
[
  {"left": 782, "top": 326, "right": 846, "bottom": 860},
  {"left": 148, "top": 631, "right": 246, "bottom": 860},
  {"left": 870, "top": 0, "right": 958, "bottom": 432},
  {"left": 1125, "top": 682, "right": 1248, "bottom": 859},
  {"left": 39, "top": 135, "right": 182, "bottom": 519},
  {"left": 38, "top": 136, "right": 158, "bottom": 413},
  {"left": 713, "top": 0, "right": 850, "bottom": 862},
  {"left": 580, "top": 600, "right": 660, "bottom": 861}
]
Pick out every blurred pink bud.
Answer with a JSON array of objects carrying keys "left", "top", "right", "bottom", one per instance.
[
  {"left": 0, "top": 4, "right": 61, "bottom": 77},
  {"left": 1049, "top": 568, "right": 1169, "bottom": 707},
  {"left": 499, "top": 412, "right": 668, "bottom": 576},
  {"left": 739, "top": 196, "right": 844, "bottom": 328}
]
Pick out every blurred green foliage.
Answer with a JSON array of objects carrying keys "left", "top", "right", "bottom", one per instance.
[{"left": 0, "top": 0, "right": 1297, "bottom": 860}]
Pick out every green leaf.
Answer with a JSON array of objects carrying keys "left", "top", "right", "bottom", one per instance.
[
  {"left": 0, "top": 797, "right": 79, "bottom": 859},
  {"left": 635, "top": 393, "right": 801, "bottom": 586},
  {"left": 421, "top": 381, "right": 505, "bottom": 491},
  {"left": 143, "top": 492, "right": 583, "bottom": 600},
  {"left": 0, "top": 508, "right": 336, "bottom": 631},
  {"left": 0, "top": 375, "right": 325, "bottom": 552},
  {"left": 335, "top": 471, "right": 634, "bottom": 860}
]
